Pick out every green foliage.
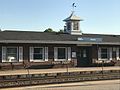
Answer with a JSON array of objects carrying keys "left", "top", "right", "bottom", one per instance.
[
  {"left": 44, "top": 28, "right": 55, "bottom": 32},
  {"left": 44, "top": 28, "right": 64, "bottom": 33}
]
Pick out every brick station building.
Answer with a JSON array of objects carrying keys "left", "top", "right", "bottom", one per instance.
[{"left": 0, "top": 12, "right": 120, "bottom": 69}]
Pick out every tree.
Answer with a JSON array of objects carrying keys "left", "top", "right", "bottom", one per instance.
[
  {"left": 44, "top": 28, "right": 55, "bottom": 32},
  {"left": 58, "top": 29, "right": 64, "bottom": 33}
]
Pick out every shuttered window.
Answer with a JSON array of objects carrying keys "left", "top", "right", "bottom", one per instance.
[
  {"left": 30, "top": 47, "right": 48, "bottom": 62},
  {"left": 58, "top": 48, "right": 66, "bottom": 59},
  {"left": 73, "top": 21, "right": 79, "bottom": 30},
  {"left": 54, "top": 47, "right": 71, "bottom": 61},
  {"left": 2, "top": 46, "right": 23, "bottom": 62},
  {"left": 33, "top": 48, "right": 44, "bottom": 60},
  {"left": 6, "top": 47, "right": 18, "bottom": 62},
  {"left": 101, "top": 48, "right": 108, "bottom": 59}
]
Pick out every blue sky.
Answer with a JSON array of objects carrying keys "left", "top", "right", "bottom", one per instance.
[{"left": 0, "top": 0, "right": 120, "bottom": 34}]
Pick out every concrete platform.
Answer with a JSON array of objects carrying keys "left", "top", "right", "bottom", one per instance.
[
  {"left": 1, "top": 80, "right": 120, "bottom": 90},
  {"left": 0, "top": 66, "right": 120, "bottom": 76}
]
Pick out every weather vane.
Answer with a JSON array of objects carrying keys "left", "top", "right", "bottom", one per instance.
[{"left": 72, "top": 3, "right": 76, "bottom": 12}]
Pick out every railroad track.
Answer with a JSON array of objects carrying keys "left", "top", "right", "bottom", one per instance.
[{"left": 0, "top": 70, "right": 120, "bottom": 88}]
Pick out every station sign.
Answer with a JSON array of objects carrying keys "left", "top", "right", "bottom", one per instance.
[{"left": 78, "top": 37, "right": 102, "bottom": 42}]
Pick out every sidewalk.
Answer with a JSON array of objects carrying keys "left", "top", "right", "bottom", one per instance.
[
  {"left": 1, "top": 80, "right": 120, "bottom": 90},
  {"left": 0, "top": 66, "right": 119, "bottom": 76}
]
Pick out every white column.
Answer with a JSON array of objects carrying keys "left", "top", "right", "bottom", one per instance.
[
  {"left": 109, "top": 47, "right": 112, "bottom": 60},
  {"left": 45, "top": 47, "right": 48, "bottom": 61},
  {"left": 116, "top": 47, "right": 119, "bottom": 60},
  {"left": 19, "top": 47, "right": 23, "bottom": 62}
]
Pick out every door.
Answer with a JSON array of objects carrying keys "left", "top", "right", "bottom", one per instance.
[{"left": 77, "top": 47, "right": 92, "bottom": 67}]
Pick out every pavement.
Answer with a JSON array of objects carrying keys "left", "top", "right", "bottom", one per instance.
[
  {"left": 1, "top": 80, "right": 120, "bottom": 90},
  {"left": 0, "top": 66, "right": 120, "bottom": 76}
]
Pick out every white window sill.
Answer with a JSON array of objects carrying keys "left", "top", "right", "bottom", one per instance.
[
  {"left": 117, "top": 59, "right": 120, "bottom": 60},
  {"left": 98, "top": 59, "right": 110, "bottom": 61},
  {"left": 54, "top": 59, "right": 67, "bottom": 61},
  {"left": 2, "top": 61, "right": 19, "bottom": 63},
  {"left": 30, "top": 60, "right": 45, "bottom": 62}
]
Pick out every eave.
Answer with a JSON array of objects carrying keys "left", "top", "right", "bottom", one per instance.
[{"left": 0, "top": 40, "right": 120, "bottom": 45}]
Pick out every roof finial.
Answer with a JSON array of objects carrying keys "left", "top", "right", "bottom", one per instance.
[{"left": 72, "top": 3, "right": 76, "bottom": 12}]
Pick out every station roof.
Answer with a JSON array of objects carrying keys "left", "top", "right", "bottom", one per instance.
[{"left": 0, "top": 30, "right": 120, "bottom": 45}]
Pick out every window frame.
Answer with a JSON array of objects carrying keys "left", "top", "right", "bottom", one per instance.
[
  {"left": 100, "top": 47, "right": 109, "bottom": 60},
  {"left": 33, "top": 47, "right": 44, "bottom": 61},
  {"left": 73, "top": 21, "right": 79, "bottom": 30},
  {"left": 55, "top": 47, "right": 67, "bottom": 61},
  {"left": 6, "top": 47, "right": 18, "bottom": 62},
  {"left": 57, "top": 47, "right": 66, "bottom": 60}
]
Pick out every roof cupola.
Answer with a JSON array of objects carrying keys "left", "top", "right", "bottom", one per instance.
[{"left": 63, "top": 3, "right": 83, "bottom": 35}]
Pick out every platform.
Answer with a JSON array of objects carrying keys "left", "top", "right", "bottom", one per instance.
[{"left": 0, "top": 66, "right": 120, "bottom": 76}]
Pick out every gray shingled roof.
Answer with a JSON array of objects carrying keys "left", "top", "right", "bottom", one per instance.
[{"left": 0, "top": 30, "right": 120, "bottom": 45}]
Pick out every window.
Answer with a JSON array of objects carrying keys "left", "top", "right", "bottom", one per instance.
[
  {"left": 6, "top": 47, "right": 18, "bottom": 62},
  {"left": 33, "top": 48, "right": 44, "bottom": 60},
  {"left": 58, "top": 48, "right": 66, "bottom": 59},
  {"left": 101, "top": 48, "right": 108, "bottom": 59},
  {"left": 54, "top": 47, "right": 71, "bottom": 61},
  {"left": 30, "top": 47, "right": 48, "bottom": 62},
  {"left": 73, "top": 22, "right": 79, "bottom": 30}
]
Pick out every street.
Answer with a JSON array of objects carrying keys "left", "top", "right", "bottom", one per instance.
[{"left": 1, "top": 80, "right": 120, "bottom": 90}]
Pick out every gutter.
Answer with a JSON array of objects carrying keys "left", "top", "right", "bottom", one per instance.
[{"left": 0, "top": 40, "right": 120, "bottom": 45}]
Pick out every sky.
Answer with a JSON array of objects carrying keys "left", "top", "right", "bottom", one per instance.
[{"left": 0, "top": 0, "right": 120, "bottom": 35}]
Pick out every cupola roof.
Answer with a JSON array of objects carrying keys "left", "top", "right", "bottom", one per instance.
[{"left": 63, "top": 11, "right": 82, "bottom": 21}]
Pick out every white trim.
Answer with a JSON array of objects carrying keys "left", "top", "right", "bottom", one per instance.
[
  {"left": 2, "top": 47, "right": 6, "bottom": 62},
  {"left": 19, "top": 47, "right": 23, "bottom": 62},
  {"left": 30, "top": 47, "right": 33, "bottom": 62},
  {"left": 68, "top": 47, "right": 71, "bottom": 61},
  {"left": 109, "top": 47, "right": 112, "bottom": 60},
  {"left": 54, "top": 47, "right": 57, "bottom": 61},
  {"left": 98, "top": 47, "right": 101, "bottom": 60},
  {"left": 116, "top": 47, "right": 119, "bottom": 60},
  {"left": 71, "top": 22, "right": 73, "bottom": 31},
  {"left": 45, "top": 47, "right": 48, "bottom": 61}
]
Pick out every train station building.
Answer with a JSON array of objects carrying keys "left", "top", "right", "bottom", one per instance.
[{"left": 0, "top": 12, "right": 120, "bottom": 69}]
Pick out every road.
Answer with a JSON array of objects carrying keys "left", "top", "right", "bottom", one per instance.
[{"left": 1, "top": 80, "right": 120, "bottom": 90}]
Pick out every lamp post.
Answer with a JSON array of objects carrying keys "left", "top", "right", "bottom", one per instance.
[
  {"left": 23, "top": 61, "right": 31, "bottom": 85},
  {"left": 101, "top": 60, "right": 104, "bottom": 78}
]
